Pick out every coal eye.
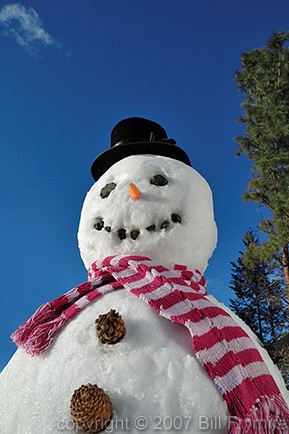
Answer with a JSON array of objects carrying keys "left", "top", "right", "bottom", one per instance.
[
  {"left": 100, "top": 182, "right": 116, "bottom": 198},
  {"left": 150, "top": 174, "right": 168, "bottom": 186},
  {"left": 94, "top": 218, "right": 104, "bottom": 231}
]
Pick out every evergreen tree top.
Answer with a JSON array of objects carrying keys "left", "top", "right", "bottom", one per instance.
[{"left": 235, "top": 31, "right": 289, "bottom": 250}]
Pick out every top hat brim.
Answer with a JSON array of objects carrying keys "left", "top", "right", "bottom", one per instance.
[{"left": 91, "top": 141, "right": 191, "bottom": 181}]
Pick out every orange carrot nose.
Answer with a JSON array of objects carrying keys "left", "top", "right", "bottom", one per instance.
[{"left": 129, "top": 183, "right": 141, "bottom": 200}]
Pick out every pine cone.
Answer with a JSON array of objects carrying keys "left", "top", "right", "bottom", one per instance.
[
  {"left": 95, "top": 309, "right": 126, "bottom": 344},
  {"left": 70, "top": 383, "right": 112, "bottom": 433}
]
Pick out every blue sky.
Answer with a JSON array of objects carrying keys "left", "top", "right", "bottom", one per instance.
[{"left": 1, "top": 0, "right": 288, "bottom": 370}]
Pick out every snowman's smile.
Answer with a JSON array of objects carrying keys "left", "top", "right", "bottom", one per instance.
[
  {"left": 91, "top": 173, "right": 185, "bottom": 242},
  {"left": 93, "top": 213, "right": 182, "bottom": 241}
]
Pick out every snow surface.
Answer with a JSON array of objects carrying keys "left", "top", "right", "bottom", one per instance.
[{"left": 1, "top": 154, "right": 288, "bottom": 434}]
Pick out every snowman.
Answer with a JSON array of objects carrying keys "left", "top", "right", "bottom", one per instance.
[{"left": 0, "top": 117, "right": 289, "bottom": 434}]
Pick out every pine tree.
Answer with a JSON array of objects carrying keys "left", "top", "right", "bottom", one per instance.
[
  {"left": 235, "top": 32, "right": 289, "bottom": 301},
  {"left": 230, "top": 230, "right": 288, "bottom": 346}
]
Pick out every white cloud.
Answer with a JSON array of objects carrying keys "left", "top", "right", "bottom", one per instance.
[{"left": 0, "top": 3, "right": 60, "bottom": 56}]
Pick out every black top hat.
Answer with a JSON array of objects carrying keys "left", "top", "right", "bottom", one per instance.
[{"left": 91, "top": 117, "right": 191, "bottom": 181}]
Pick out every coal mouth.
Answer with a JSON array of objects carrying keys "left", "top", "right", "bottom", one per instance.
[{"left": 93, "top": 213, "right": 182, "bottom": 241}]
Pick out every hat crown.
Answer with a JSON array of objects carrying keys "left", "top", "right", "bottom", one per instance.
[
  {"left": 91, "top": 116, "right": 191, "bottom": 181},
  {"left": 111, "top": 117, "right": 168, "bottom": 147}
]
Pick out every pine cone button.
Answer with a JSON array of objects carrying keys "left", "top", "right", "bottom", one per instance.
[
  {"left": 95, "top": 309, "right": 126, "bottom": 344},
  {"left": 70, "top": 383, "right": 112, "bottom": 433}
]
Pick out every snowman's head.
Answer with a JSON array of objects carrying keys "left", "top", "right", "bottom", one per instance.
[{"left": 78, "top": 154, "right": 217, "bottom": 272}]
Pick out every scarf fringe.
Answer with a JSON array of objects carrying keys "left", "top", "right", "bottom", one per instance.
[
  {"left": 11, "top": 302, "right": 55, "bottom": 347},
  {"left": 19, "top": 316, "right": 67, "bottom": 356},
  {"left": 229, "top": 395, "right": 289, "bottom": 433},
  {"left": 11, "top": 281, "right": 94, "bottom": 348}
]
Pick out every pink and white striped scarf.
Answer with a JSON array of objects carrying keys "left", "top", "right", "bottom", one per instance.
[{"left": 12, "top": 255, "right": 289, "bottom": 433}]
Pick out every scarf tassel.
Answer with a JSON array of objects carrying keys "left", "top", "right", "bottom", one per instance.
[
  {"left": 11, "top": 302, "right": 56, "bottom": 347},
  {"left": 230, "top": 395, "right": 289, "bottom": 433},
  {"left": 17, "top": 315, "right": 67, "bottom": 356}
]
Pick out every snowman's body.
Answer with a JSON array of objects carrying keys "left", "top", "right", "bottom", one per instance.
[{"left": 0, "top": 154, "right": 288, "bottom": 434}]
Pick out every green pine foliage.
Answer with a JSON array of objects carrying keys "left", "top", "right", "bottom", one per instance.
[
  {"left": 230, "top": 230, "right": 288, "bottom": 345},
  {"left": 235, "top": 31, "right": 289, "bottom": 297}
]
